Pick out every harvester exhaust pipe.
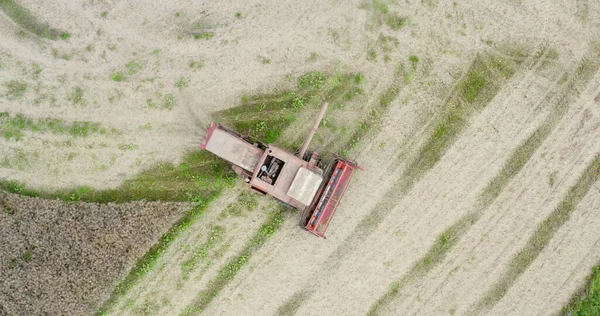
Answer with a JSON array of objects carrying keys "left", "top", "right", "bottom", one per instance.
[{"left": 298, "top": 102, "right": 329, "bottom": 159}]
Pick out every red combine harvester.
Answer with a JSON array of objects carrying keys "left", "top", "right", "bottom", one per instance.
[{"left": 201, "top": 102, "right": 358, "bottom": 238}]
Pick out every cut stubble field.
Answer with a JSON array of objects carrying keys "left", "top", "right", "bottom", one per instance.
[{"left": 1, "top": 0, "right": 600, "bottom": 316}]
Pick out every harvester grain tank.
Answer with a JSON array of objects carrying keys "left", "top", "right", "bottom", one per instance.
[{"left": 201, "top": 102, "right": 358, "bottom": 238}]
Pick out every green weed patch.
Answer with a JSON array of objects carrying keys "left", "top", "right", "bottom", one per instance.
[
  {"left": 361, "top": 0, "right": 409, "bottom": 31},
  {"left": 4, "top": 80, "right": 28, "bottom": 99}
]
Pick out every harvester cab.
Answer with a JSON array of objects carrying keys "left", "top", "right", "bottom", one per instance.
[{"left": 201, "top": 102, "right": 359, "bottom": 238}]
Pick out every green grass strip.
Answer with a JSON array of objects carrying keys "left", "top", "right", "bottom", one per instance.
[
  {"left": 182, "top": 206, "right": 287, "bottom": 315},
  {"left": 0, "top": 0, "right": 65, "bottom": 39},
  {"left": 367, "top": 212, "right": 480, "bottom": 315},
  {"left": 402, "top": 52, "right": 518, "bottom": 183},
  {"left": 181, "top": 226, "right": 226, "bottom": 280},
  {"left": 0, "top": 112, "right": 119, "bottom": 141},
  {"left": 564, "top": 266, "right": 600, "bottom": 315},
  {"left": 276, "top": 290, "right": 310, "bottom": 316},
  {"left": 469, "top": 154, "right": 600, "bottom": 315},
  {"left": 479, "top": 120, "right": 555, "bottom": 206},
  {"left": 341, "top": 57, "right": 415, "bottom": 157},
  {"left": 0, "top": 150, "right": 235, "bottom": 203},
  {"left": 97, "top": 196, "right": 219, "bottom": 315}
]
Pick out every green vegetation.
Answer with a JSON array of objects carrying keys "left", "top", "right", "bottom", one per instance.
[
  {"left": 193, "top": 32, "right": 214, "bottom": 40},
  {"left": 182, "top": 205, "right": 288, "bottom": 315},
  {"left": 235, "top": 12, "right": 242, "bottom": 19},
  {"left": 31, "top": 63, "right": 42, "bottom": 78},
  {"left": 0, "top": 0, "right": 65, "bottom": 39},
  {"left": 0, "top": 69, "right": 363, "bottom": 314},
  {"left": 59, "top": 32, "right": 71, "bottom": 40},
  {"left": 342, "top": 56, "right": 416, "bottom": 156},
  {"left": 367, "top": 213, "right": 476, "bottom": 315},
  {"left": 276, "top": 291, "right": 310, "bottom": 316},
  {"left": 0, "top": 112, "right": 116, "bottom": 141},
  {"left": 146, "top": 93, "right": 176, "bottom": 110},
  {"left": 96, "top": 71, "right": 329, "bottom": 311},
  {"left": 4, "top": 80, "right": 28, "bottom": 99},
  {"left": 68, "top": 87, "right": 85, "bottom": 106},
  {"left": 577, "top": 0, "right": 589, "bottom": 24},
  {"left": 175, "top": 76, "right": 189, "bottom": 89},
  {"left": 183, "top": 18, "right": 215, "bottom": 40},
  {"left": 361, "top": 0, "right": 408, "bottom": 30},
  {"left": 565, "top": 266, "right": 600, "bottom": 315},
  {"left": 403, "top": 52, "right": 521, "bottom": 182},
  {"left": 180, "top": 225, "right": 226, "bottom": 280},
  {"left": 117, "top": 143, "right": 138, "bottom": 151},
  {"left": 51, "top": 48, "right": 71, "bottom": 60},
  {"left": 111, "top": 72, "right": 125, "bottom": 82},
  {"left": 189, "top": 60, "right": 204, "bottom": 70},
  {"left": 366, "top": 34, "right": 399, "bottom": 62},
  {"left": 219, "top": 191, "right": 259, "bottom": 218},
  {"left": 110, "top": 61, "right": 144, "bottom": 82},
  {"left": 1, "top": 150, "right": 235, "bottom": 203},
  {"left": 163, "top": 93, "right": 176, "bottom": 109},
  {"left": 480, "top": 121, "right": 553, "bottom": 205},
  {"left": 259, "top": 56, "right": 272, "bottom": 64},
  {"left": 306, "top": 52, "right": 319, "bottom": 62},
  {"left": 215, "top": 70, "right": 364, "bottom": 147},
  {"left": 125, "top": 61, "right": 143, "bottom": 75},
  {"left": 470, "top": 154, "right": 600, "bottom": 314},
  {"left": 479, "top": 52, "right": 598, "bottom": 206}
]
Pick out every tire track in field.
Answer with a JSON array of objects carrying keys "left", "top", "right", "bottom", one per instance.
[{"left": 367, "top": 51, "right": 600, "bottom": 315}]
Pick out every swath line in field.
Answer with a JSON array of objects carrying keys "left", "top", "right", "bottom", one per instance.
[
  {"left": 467, "top": 154, "right": 600, "bottom": 315},
  {"left": 367, "top": 53, "right": 600, "bottom": 315}
]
